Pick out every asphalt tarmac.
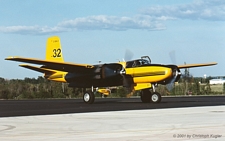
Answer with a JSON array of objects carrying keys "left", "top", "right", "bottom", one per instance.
[{"left": 1, "top": 96, "right": 225, "bottom": 117}]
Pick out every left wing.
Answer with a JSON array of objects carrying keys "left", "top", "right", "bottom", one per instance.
[
  {"left": 178, "top": 62, "right": 217, "bottom": 69},
  {"left": 5, "top": 56, "right": 94, "bottom": 72}
]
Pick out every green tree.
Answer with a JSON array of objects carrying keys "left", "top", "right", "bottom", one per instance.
[{"left": 117, "top": 87, "right": 128, "bottom": 97}]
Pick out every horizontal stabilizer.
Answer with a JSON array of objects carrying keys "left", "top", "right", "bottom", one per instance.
[
  {"left": 178, "top": 62, "right": 217, "bottom": 69},
  {"left": 19, "top": 64, "right": 56, "bottom": 74}
]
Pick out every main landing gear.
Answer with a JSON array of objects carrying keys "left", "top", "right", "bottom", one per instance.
[
  {"left": 83, "top": 91, "right": 95, "bottom": 104},
  {"left": 140, "top": 85, "right": 162, "bottom": 103},
  {"left": 83, "top": 85, "right": 162, "bottom": 104}
]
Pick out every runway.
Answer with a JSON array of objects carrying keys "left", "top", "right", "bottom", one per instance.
[
  {"left": 0, "top": 96, "right": 225, "bottom": 140},
  {"left": 1, "top": 96, "right": 225, "bottom": 117}
]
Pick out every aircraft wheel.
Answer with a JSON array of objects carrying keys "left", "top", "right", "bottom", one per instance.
[
  {"left": 83, "top": 91, "right": 95, "bottom": 104},
  {"left": 141, "top": 89, "right": 151, "bottom": 103},
  {"left": 151, "top": 92, "right": 161, "bottom": 103}
]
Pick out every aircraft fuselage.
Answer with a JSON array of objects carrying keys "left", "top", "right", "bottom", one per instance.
[{"left": 61, "top": 64, "right": 175, "bottom": 89}]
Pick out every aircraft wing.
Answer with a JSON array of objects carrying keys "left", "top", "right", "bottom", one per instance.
[
  {"left": 178, "top": 62, "right": 217, "bottom": 69},
  {"left": 5, "top": 57, "right": 94, "bottom": 72}
]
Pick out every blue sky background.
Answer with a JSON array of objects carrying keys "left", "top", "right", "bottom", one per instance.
[{"left": 0, "top": 0, "right": 224, "bottom": 79}]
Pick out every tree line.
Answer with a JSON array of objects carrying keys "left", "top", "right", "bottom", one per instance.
[
  {"left": 0, "top": 76, "right": 129, "bottom": 99},
  {"left": 0, "top": 75, "right": 224, "bottom": 100}
]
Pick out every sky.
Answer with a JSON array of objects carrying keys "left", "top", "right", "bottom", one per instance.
[{"left": 0, "top": 0, "right": 225, "bottom": 79}]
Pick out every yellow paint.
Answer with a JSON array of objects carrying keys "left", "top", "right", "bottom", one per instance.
[
  {"left": 118, "top": 61, "right": 126, "bottom": 68},
  {"left": 45, "top": 36, "right": 67, "bottom": 82},
  {"left": 45, "top": 72, "right": 67, "bottom": 82},
  {"left": 126, "top": 66, "right": 172, "bottom": 83},
  {"left": 178, "top": 62, "right": 217, "bottom": 69},
  {"left": 134, "top": 83, "right": 152, "bottom": 90},
  {"left": 97, "top": 89, "right": 110, "bottom": 95},
  {"left": 46, "top": 36, "right": 64, "bottom": 62}
]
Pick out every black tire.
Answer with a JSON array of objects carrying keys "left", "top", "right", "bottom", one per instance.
[
  {"left": 141, "top": 89, "right": 151, "bottom": 103},
  {"left": 83, "top": 91, "right": 95, "bottom": 104},
  {"left": 151, "top": 92, "right": 161, "bottom": 103}
]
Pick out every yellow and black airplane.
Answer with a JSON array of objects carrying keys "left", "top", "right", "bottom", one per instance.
[{"left": 5, "top": 36, "right": 217, "bottom": 104}]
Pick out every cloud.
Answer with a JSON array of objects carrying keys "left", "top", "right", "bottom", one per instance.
[
  {"left": 142, "top": 0, "right": 225, "bottom": 21},
  {"left": 0, "top": 15, "right": 165, "bottom": 35},
  {"left": 58, "top": 15, "right": 165, "bottom": 31},
  {"left": 0, "top": 25, "right": 65, "bottom": 35},
  {"left": 1, "top": 0, "right": 225, "bottom": 35}
]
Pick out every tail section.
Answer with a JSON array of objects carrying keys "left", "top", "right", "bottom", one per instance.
[
  {"left": 45, "top": 36, "right": 66, "bottom": 82},
  {"left": 46, "top": 36, "right": 64, "bottom": 62}
]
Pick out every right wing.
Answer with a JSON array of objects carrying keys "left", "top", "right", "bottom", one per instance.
[
  {"left": 178, "top": 62, "right": 217, "bottom": 69},
  {"left": 5, "top": 57, "right": 94, "bottom": 72}
]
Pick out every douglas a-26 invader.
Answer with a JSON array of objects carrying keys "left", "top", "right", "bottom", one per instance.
[{"left": 5, "top": 36, "right": 217, "bottom": 104}]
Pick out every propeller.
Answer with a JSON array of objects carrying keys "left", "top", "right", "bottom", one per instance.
[
  {"left": 120, "top": 49, "right": 134, "bottom": 90},
  {"left": 120, "top": 49, "right": 134, "bottom": 72},
  {"left": 166, "top": 77, "right": 176, "bottom": 91},
  {"left": 124, "top": 49, "right": 134, "bottom": 62},
  {"left": 166, "top": 66, "right": 181, "bottom": 91},
  {"left": 166, "top": 51, "right": 181, "bottom": 91},
  {"left": 169, "top": 50, "right": 177, "bottom": 64}
]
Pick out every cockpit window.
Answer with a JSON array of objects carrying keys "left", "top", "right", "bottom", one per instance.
[
  {"left": 141, "top": 59, "right": 151, "bottom": 65},
  {"left": 126, "top": 61, "right": 134, "bottom": 68},
  {"left": 126, "top": 59, "right": 150, "bottom": 68},
  {"left": 125, "top": 56, "right": 151, "bottom": 68},
  {"left": 141, "top": 56, "right": 151, "bottom": 64},
  {"left": 132, "top": 60, "right": 141, "bottom": 67}
]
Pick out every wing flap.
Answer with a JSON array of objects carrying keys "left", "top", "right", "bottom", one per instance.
[
  {"left": 178, "top": 62, "right": 217, "bottom": 69},
  {"left": 5, "top": 57, "right": 94, "bottom": 72}
]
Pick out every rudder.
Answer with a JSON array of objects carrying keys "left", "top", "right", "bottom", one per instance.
[{"left": 46, "top": 36, "right": 64, "bottom": 62}]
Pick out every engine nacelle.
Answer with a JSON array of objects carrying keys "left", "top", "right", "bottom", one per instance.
[
  {"left": 65, "top": 63, "right": 123, "bottom": 82},
  {"left": 101, "top": 64, "right": 123, "bottom": 79}
]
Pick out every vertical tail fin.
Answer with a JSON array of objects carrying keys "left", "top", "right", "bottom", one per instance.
[{"left": 46, "top": 36, "right": 64, "bottom": 62}]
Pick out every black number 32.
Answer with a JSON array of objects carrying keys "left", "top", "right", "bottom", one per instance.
[{"left": 53, "top": 49, "right": 61, "bottom": 58}]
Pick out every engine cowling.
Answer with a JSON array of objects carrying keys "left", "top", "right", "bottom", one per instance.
[{"left": 101, "top": 64, "right": 123, "bottom": 79}]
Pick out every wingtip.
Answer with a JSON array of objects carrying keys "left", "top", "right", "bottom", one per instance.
[
  {"left": 5, "top": 56, "right": 19, "bottom": 60},
  {"left": 5, "top": 56, "right": 13, "bottom": 60},
  {"left": 210, "top": 62, "right": 218, "bottom": 65},
  {"left": 19, "top": 64, "right": 28, "bottom": 67}
]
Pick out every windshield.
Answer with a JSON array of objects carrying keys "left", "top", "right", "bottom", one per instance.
[
  {"left": 126, "top": 59, "right": 150, "bottom": 68},
  {"left": 141, "top": 56, "right": 151, "bottom": 64},
  {"left": 141, "top": 59, "right": 150, "bottom": 65}
]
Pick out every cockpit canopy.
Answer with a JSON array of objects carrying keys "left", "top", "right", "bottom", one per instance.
[{"left": 126, "top": 56, "right": 151, "bottom": 68}]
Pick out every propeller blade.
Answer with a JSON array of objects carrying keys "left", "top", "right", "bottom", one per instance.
[
  {"left": 124, "top": 49, "right": 134, "bottom": 61},
  {"left": 166, "top": 67, "right": 181, "bottom": 91},
  {"left": 122, "top": 75, "right": 134, "bottom": 93},
  {"left": 169, "top": 50, "right": 176, "bottom": 64},
  {"left": 119, "top": 49, "right": 134, "bottom": 92},
  {"left": 166, "top": 76, "right": 176, "bottom": 91}
]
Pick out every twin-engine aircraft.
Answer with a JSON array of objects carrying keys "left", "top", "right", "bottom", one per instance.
[{"left": 5, "top": 36, "right": 217, "bottom": 104}]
